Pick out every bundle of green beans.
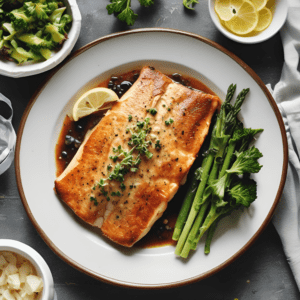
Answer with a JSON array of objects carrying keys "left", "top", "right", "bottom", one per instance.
[{"left": 172, "top": 84, "right": 264, "bottom": 258}]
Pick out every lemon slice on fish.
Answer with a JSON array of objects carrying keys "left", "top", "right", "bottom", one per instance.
[{"left": 73, "top": 88, "right": 119, "bottom": 121}]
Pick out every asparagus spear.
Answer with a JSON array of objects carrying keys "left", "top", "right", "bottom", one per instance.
[
  {"left": 182, "top": 129, "right": 263, "bottom": 257},
  {"left": 204, "top": 218, "right": 219, "bottom": 254},
  {"left": 172, "top": 173, "right": 199, "bottom": 241},
  {"left": 175, "top": 86, "right": 264, "bottom": 258},
  {"left": 172, "top": 116, "right": 216, "bottom": 241},
  {"left": 174, "top": 84, "right": 236, "bottom": 256}
]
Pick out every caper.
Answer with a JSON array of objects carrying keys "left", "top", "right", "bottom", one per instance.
[
  {"left": 172, "top": 73, "right": 182, "bottom": 82},
  {"left": 61, "top": 151, "right": 68, "bottom": 158},
  {"left": 120, "top": 81, "right": 133, "bottom": 91},
  {"left": 74, "top": 139, "right": 81, "bottom": 148},
  {"left": 65, "top": 135, "right": 74, "bottom": 145}
]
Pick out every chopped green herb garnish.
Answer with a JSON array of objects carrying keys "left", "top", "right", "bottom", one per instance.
[
  {"left": 90, "top": 196, "right": 98, "bottom": 206},
  {"left": 120, "top": 183, "right": 126, "bottom": 191},
  {"left": 133, "top": 155, "right": 141, "bottom": 165},
  {"left": 165, "top": 118, "right": 174, "bottom": 126},
  {"left": 111, "top": 191, "right": 121, "bottom": 197},
  {"left": 128, "top": 117, "right": 153, "bottom": 158},
  {"left": 155, "top": 139, "right": 161, "bottom": 150},
  {"left": 100, "top": 187, "right": 108, "bottom": 197},
  {"left": 93, "top": 118, "right": 154, "bottom": 195},
  {"left": 147, "top": 108, "right": 157, "bottom": 115},
  {"left": 109, "top": 155, "right": 118, "bottom": 162},
  {"left": 113, "top": 145, "right": 122, "bottom": 153},
  {"left": 136, "top": 121, "right": 145, "bottom": 129},
  {"left": 128, "top": 115, "right": 132, "bottom": 122},
  {"left": 99, "top": 178, "right": 107, "bottom": 187}
]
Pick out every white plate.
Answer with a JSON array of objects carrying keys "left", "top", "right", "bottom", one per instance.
[{"left": 15, "top": 29, "right": 288, "bottom": 288}]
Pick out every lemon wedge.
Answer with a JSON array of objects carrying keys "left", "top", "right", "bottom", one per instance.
[
  {"left": 255, "top": 7, "right": 272, "bottom": 31},
  {"left": 72, "top": 87, "right": 119, "bottom": 121},
  {"left": 224, "top": 0, "right": 259, "bottom": 35},
  {"left": 249, "top": 0, "right": 268, "bottom": 11}
]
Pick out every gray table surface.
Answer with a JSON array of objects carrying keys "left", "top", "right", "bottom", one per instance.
[{"left": 1, "top": 0, "right": 300, "bottom": 299}]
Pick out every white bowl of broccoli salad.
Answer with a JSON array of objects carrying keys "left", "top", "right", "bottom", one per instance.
[{"left": 0, "top": 0, "right": 81, "bottom": 78}]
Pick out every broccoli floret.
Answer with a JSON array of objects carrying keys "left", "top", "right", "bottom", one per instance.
[
  {"left": 226, "top": 146, "right": 263, "bottom": 175},
  {"left": 58, "top": 13, "right": 71, "bottom": 33},
  {"left": 0, "top": 39, "right": 33, "bottom": 64},
  {"left": 17, "top": 33, "right": 52, "bottom": 51},
  {"left": 2, "top": 22, "right": 17, "bottom": 40},
  {"left": 9, "top": 7, "right": 33, "bottom": 30},
  {"left": 39, "top": 47, "right": 52, "bottom": 59},
  {"left": 47, "top": 2, "right": 58, "bottom": 13},
  {"left": 228, "top": 178, "right": 257, "bottom": 208},
  {"left": 10, "top": 48, "right": 28, "bottom": 63},
  {"left": 44, "top": 22, "right": 65, "bottom": 44},
  {"left": 23, "top": 2, "right": 45, "bottom": 19},
  {"left": 49, "top": 6, "right": 65, "bottom": 23}
]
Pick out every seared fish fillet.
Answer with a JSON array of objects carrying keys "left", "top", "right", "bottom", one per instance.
[{"left": 55, "top": 66, "right": 221, "bottom": 247}]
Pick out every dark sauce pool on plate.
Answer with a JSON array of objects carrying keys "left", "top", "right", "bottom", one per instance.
[{"left": 55, "top": 69, "right": 216, "bottom": 249}]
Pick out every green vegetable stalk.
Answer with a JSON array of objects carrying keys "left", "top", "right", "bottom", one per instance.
[
  {"left": 173, "top": 84, "right": 264, "bottom": 258},
  {"left": 174, "top": 84, "right": 237, "bottom": 256},
  {"left": 172, "top": 173, "right": 199, "bottom": 241}
]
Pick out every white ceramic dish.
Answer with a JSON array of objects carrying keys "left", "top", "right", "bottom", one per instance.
[
  {"left": 15, "top": 29, "right": 288, "bottom": 288},
  {"left": 209, "top": 0, "right": 288, "bottom": 44},
  {"left": 0, "top": 0, "right": 81, "bottom": 78},
  {"left": 0, "top": 239, "right": 55, "bottom": 300}
]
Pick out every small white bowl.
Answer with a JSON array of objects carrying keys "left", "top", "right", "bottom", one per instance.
[
  {"left": 0, "top": 0, "right": 81, "bottom": 78},
  {"left": 0, "top": 239, "right": 55, "bottom": 300},
  {"left": 209, "top": 0, "right": 288, "bottom": 44}
]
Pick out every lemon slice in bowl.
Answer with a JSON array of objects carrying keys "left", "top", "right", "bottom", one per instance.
[
  {"left": 215, "top": 0, "right": 244, "bottom": 21},
  {"left": 255, "top": 7, "right": 272, "bottom": 31},
  {"left": 224, "top": 0, "right": 259, "bottom": 35},
  {"left": 249, "top": 0, "right": 268, "bottom": 11},
  {"left": 73, "top": 87, "right": 119, "bottom": 121}
]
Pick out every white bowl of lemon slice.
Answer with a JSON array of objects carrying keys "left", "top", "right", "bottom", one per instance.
[{"left": 209, "top": 0, "right": 288, "bottom": 44}]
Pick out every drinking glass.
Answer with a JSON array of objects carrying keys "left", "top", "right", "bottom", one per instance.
[{"left": 0, "top": 93, "right": 16, "bottom": 175}]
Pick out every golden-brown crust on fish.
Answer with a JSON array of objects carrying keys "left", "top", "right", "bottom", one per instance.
[{"left": 55, "top": 66, "right": 221, "bottom": 247}]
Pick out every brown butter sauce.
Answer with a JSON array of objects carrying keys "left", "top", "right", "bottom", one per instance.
[{"left": 55, "top": 69, "right": 215, "bottom": 249}]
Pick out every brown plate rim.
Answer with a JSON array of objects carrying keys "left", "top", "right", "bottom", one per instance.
[{"left": 14, "top": 28, "right": 288, "bottom": 289}]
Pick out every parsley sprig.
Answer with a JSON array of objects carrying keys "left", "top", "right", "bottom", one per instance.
[
  {"left": 183, "top": 0, "right": 199, "bottom": 10},
  {"left": 106, "top": 0, "right": 154, "bottom": 26}
]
